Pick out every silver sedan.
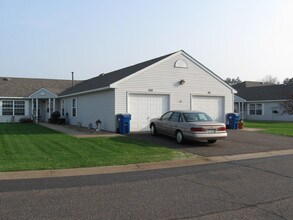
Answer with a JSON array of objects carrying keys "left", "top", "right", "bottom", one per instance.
[{"left": 149, "top": 110, "right": 227, "bottom": 144}]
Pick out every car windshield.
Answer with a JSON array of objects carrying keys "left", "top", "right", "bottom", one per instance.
[{"left": 183, "top": 112, "right": 213, "bottom": 122}]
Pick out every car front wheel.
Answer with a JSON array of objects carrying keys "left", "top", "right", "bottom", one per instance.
[
  {"left": 150, "top": 124, "right": 157, "bottom": 136},
  {"left": 176, "top": 131, "right": 184, "bottom": 144}
]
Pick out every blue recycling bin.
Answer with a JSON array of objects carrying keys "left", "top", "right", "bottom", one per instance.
[
  {"left": 117, "top": 114, "right": 131, "bottom": 134},
  {"left": 226, "top": 113, "right": 239, "bottom": 129}
]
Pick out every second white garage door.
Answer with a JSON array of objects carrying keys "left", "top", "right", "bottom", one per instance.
[
  {"left": 128, "top": 94, "right": 170, "bottom": 131},
  {"left": 192, "top": 96, "right": 224, "bottom": 122}
]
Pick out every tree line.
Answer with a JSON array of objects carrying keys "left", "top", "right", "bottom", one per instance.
[{"left": 224, "top": 75, "right": 293, "bottom": 86}]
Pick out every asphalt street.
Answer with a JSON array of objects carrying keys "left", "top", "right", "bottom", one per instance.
[{"left": 1, "top": 154, "right": 292, "bottom": 219}]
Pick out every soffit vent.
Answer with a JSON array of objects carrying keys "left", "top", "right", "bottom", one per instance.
[{"left": 174, "top": 59, "right": 188, "bottom": 68}]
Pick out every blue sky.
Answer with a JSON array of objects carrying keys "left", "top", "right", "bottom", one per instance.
[{"left": 0, "top": 0, "right": 292, "bottom": 82}]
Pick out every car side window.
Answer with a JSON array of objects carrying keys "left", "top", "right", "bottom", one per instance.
[
  {"left": 169, "top": 112, "right": 180, "bottom": 122},
  {"left": 161, "top": 112, "right": 173, "bottom": 121}
]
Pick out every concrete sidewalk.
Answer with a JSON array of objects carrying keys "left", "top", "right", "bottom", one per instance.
[
  {"left": 39, "top": 123, "right": 120, "bottom": 138},
  {"left": 1, "top": 149, "right": 293, "bottom": 180}
]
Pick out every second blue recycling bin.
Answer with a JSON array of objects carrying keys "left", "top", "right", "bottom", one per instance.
[
  {"left": 226, "top": 113, "right": 239, "bottom": 129},
  {"left": 117, "top": 114, "right": 131, "bottom": 134}
]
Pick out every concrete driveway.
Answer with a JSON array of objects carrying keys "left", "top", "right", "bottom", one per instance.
[{"left": 129, "top": 129, "right": 293, "bottom": 157}]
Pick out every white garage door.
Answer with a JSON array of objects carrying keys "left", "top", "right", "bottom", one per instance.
[
  {"left": 128, "top": 94, "right": 170, "bottom": 131},
  {"left": 192, "top": 96, "right": 224, "bottom": 122}
]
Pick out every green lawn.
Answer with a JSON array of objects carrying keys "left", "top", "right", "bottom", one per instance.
[
  {"left": 0, "top": 123, "right": 188, "bottom": 172},
  {"left": 245, "top": 121, "right": 293, "bottom": 137}
]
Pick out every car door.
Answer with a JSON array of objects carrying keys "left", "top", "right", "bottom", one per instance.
[
  {"left": 156, "top": 111, "right": 173, "bottom": 134},
  {"left": 166, "top": 112, "right": 181, "bottom": 135}
]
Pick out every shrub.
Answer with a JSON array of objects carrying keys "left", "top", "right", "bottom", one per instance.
[
  {"left": 19, "top": 118, "right": 33, "bottom": 123},
  {"left": 49, "top": 111, "right": 61, "bottom": 124}
]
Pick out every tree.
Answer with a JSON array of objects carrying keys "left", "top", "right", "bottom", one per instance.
[
  {"left": 280, "top": 94, "right": 293, "bottom": 115},
  {"left": 261, "top": 74, "right": 279, "bottom": 84},
  {"left": 283, "top": 77, "right": 293, "bottom": 85},
  {"left": 224, "top": 77, "right": 242, "bottom": 85}
]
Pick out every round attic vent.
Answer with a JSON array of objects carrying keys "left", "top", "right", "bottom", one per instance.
[{"left": 174, "top": 59, "right": 188, "bottom": 68}]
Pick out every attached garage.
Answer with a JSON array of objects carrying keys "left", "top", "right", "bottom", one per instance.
[
  {"left": 128, "top": 94, "right": 169, "bottom": 131},
  {"left": 56, "top": 50, "right": 235, "bottom": 132},
  {"left": 192, "top": 96, "right": 225, "bottom": 122}
]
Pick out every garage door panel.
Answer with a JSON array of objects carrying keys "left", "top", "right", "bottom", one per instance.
[
  {"left": 192, "top": 96, "right": 224, "bottom": 122},
  {"left": 129, "top": 94, "right": 169, "bottom": 131}
]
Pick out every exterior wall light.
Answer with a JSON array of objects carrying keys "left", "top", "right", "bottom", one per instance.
[{"left": 179, "top": 80, "right": 185, "bottom": 85}]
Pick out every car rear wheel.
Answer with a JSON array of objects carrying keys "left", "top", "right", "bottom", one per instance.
[
  {"left": 176, "top": 131, "right": 184, "bottom": 144},
  {"left": 150, "top": 124, "right": 157, "bottom": 136},
  {"left": 208, "top": 139, "right": 217, "bottom": 144}
]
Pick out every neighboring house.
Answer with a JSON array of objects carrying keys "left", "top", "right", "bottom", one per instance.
[
  {"left": 233, "top": 81, "right": 293, "bottom": 121},
  {"left": 0, "top": 78, "right": 81, "bottom": 123},
  {"left": 0, "top": 50, "right": 236, "bottom": 131}
]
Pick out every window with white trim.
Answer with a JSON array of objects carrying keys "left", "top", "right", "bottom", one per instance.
[
  {"left": 2, "top": 100, "right": 13, "bottom": 115},
  {"left": 2, "top": 100, "right": 25, "bottom": 116},
  {"left": 61, "top": 99, "right": 65, "bottom": 116},
  {"left": 72, "top": 98, "right": 77, "bottom": 117},
  {"left": 14, "top": 101, "right": 25, "bottom": 115},
  {"left": 249, "top": 103, "right": 263, "bottom": 115}
]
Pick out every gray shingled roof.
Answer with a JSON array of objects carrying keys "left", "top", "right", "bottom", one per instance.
[
  {"left": 59, "top": 51, "right": 177, "bottom": 96},
  {"left": 233, "top": 82, "right": 293, "bottom": 101},
  {"left": 0, "top": 77, "right": 82, "bottom": 97}
]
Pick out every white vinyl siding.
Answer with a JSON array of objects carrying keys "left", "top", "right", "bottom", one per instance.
[
  {"left": 245, "top": 101, "right": 293, "bottom": 121},
  {"left": 62, "top": 90, "right": 115, "bottom": 131},
  {"left": 115, "top": 53, "right": 233, "bottom": 130}
]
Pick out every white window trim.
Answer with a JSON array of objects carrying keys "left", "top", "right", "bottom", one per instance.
[
  {"left": 1, "top": 100, "right": 26, "bottom": 116},
  {"left": 248, "top": 103, "right": 264, "bottom": 116},
  {"left": 71, "top": 98, "right": 77, "bottom": 117},
  {"left": 61, "top": 99, "right": 65, "bottom": 117}
]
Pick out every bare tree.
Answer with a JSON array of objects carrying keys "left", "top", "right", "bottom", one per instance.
[
  {"left": 261, "top": 74, "right": 279, "bottom": 84},
  {"left": 280, "top": 94, "right": 293, "bottom": 115}
]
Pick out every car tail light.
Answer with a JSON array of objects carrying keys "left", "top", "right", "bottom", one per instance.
[
  {"left": 217, "top": 126, "right": 226, "bottom": 131},
  {"left": 190, "top": 127, "right": 206, "bottom": 132}
]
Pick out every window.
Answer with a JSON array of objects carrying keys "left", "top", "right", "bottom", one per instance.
[
  {"left": 160, "top": 111, "right": 172, "bottom": 121},
  {"left": 14, "top": 101, "right": 25, "bottom": 115},
  {"left": 169, "top": 112, "right": 181, "bottom": 122},
  {"left": 72, "top": 98, "right": 77, "bottom": 117},
  {"left": 2, "top": 100, "right": 13, "bottom": 115},
  {"left": 61, "top": 99, "right": 65, "bottom": 116},
  {"left": 249, "top": 104, "right": 263, "bottom": 115},
  {"left": 183, "top": 113, "right": 213, "bottom": 122},
  {"left": 2, "top": 100, "right": 25, "bottom": 116}
]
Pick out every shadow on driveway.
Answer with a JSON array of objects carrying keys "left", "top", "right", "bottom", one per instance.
[{"left": 129, "top": 130, "right": 293, "bottom": 157}]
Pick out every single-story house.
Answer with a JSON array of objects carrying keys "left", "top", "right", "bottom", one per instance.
[
  {"left": 233, "top": 81, "right": 293, "bottom": 121},
  {"left": 0, "top": 50, "right": 236, "bottom": 131}
]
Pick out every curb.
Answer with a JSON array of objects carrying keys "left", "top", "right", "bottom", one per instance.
[{"left": 1, "top": 149, "right": 293, "bottom": 180}]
